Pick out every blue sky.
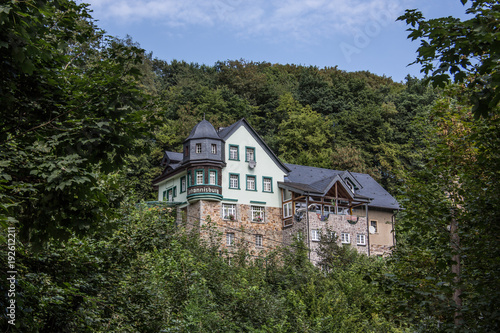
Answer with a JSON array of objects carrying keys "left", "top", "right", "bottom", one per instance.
[{"left": 84, "top": 0, "right": 472, "bottom": 83}]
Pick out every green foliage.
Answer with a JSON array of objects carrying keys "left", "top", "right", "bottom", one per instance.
[
  {"left": 0, "top": 1, "right": 468, "bottom": 331},
  {"left": 391, "top": 85, "right": 500, "bottom": 331},
  {"left": 275, "top": 93, "right": 334, "bottom": 168},
  {"left": 0, "top": 0, "right": 153, "bottom": 243},
  {"left": 398, "top": 0, "right": 500, "bottom": 118},
  {"left": 151, "top": 59, "right": 437, "bottom": 193},
  {"left": 2, "top": 203, "right": 411, "bottom": 332}
]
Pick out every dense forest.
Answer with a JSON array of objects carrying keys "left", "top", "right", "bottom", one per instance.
[{"left": 1, "top": 0, "right": 498, "bottom": 332}]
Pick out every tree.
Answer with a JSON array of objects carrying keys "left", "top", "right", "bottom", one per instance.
[
  {"left": 330, "top": 143, "right": 378, "bottom": 177},
  {"left": 394, "top": 2, "right": 500, "bottom": 330},
  {"left": 398, "top": 0, "right": 500, "bottom": 118},
  {"left": 391, "top": 85, "right": 500, "bottom": 331},
  {"left": 275, "top": 93, "right": 334, "bottom": 168},
  {"left": 0, "top": 0, "right": 152, "bottom": 243}
]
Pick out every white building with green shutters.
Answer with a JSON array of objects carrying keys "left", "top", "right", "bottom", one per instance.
[{"left": 153, "top": 118, "right": 399, "bottom": 258}]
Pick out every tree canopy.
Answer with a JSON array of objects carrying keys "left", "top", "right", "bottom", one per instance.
[
  {"left": 398, "top": 0, "right": 500, "bottom": 118},
  {"left": 0, "top": 0, "right": 154, "bottom": 243},
  {"left": 4, "top": 0, "right": 499, "bottom": 332}
]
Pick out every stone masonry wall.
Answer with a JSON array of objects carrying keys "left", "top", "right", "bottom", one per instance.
[
  {"left": 186, "top": 201, "right": 202, "bottom": 231},
  {"left": 308, "top": 212, "right": 368, "bottom": 263},
  {"left": 370, "top": 244, "right": 392, "bottom": 257},
  {"left": 183, "top": 201, "right": 379, "bottom": 262},
  {"left": 283, "top": 212, "right": 368, "bottom": 264},
  {"left": 283, "top": 216, "right": 307, "bottom": 246},
  {"left": 198, "top": 201, "right": 283, "bottom": 257}
]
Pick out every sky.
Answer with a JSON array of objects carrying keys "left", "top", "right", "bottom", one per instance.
[{"left": 84, "top": 0, "right": 472, "bottom": 83}]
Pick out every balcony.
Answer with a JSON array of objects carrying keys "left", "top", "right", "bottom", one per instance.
[{"left": 186, "top": 185, "right": 222, "bottom": 202}]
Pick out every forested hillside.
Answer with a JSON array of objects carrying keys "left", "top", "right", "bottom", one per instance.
[
  {"left": 147, "top": 59, "right": 438, "bottom": 196},
  {"left": 1, "top": 0, "right": 498, "bottom": 332}
]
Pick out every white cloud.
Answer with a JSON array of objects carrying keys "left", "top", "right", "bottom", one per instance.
[{"left": 85, "top": 0, "right": 409, "bottom": 42}]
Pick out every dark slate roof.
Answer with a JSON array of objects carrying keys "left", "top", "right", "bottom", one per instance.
[
  {"left": 217, "top": 120, "right": 241, "bottom": 140},
  {"left": 167, "top": 151, "right": 183, "bottom": 162},
  {"left": 160, "top": 151, "right": 183, "bottom": 166},
  {"left": 350, "top": 172, "right": 400, "bottom": 209},
  {"left": 286, "top": 164, "right": 343, "bottom": 184},
  {"left": 278, "top": 181, "right": 322, "bottom": 194},
  {"left": 153, "top": 152, "right": 183, "bottom": 185},
  {"left": 285, "top": 164, "right": 399, "bottom": 210},
  {"left": 185, "top": 119, "right": 221, "bottom": 141},
  {"left": 168, "top": 163, "right": 181, "bottom": 171},
  {"left": 310, "top": 176, "right": 337, "bottom": 192}
]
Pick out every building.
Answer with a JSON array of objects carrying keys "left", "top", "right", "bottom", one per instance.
[{"left": 153, "top": 118, "right": 399, "bottom": 259}]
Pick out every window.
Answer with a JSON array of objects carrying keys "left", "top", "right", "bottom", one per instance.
[
  {"left": 209, "top": 170, "right": 217, "bottom": 185},
  {"left": 255, "top": 234, "right": 263, "bottom": 247},
  {"left": 283, "top": 202, "right": 293, "bottom": 218},
  {"left": 245, "top": 147, "right": 255, "bottom": 161},
  {"left": 246, "top": 175, "right": 256, "bottom": 191},
  {"left": 370, "top": 220, "right": 378, "bottom": 233},
  {"left": 184, "top": 145, "right": 189, "bottom": 156},
  {"left": 320, "top": 264, "right": 330, "bottom": 272},
  {"left": 295, "top": 202, "right": 306, "bottom": 213},
  {"left": 324, "top": 205, "right": 336, "bottom": 214},
  {"left": 356, "top": 234, "right": 366, "bottom": 245},
  {"left": 222, "top": 204, "right": 237, "bottom": 220},
  {"left": 211, "top": 144, "right": 217, "bottom": 154},
  {"left": 283, "top": 189, "right": 292, "bottom": 201},
  {"left": 229, "top": 145, "right": 239, "bottom": 160},
  {"left": 329, "top": 231, "right": 337, "bottom": 241},
  {"left": 167, "top": 188, "right": 173, "bottom": 202},
  {"left": 226, "top": 233, "right": 234, "bottom": 246},
  {"left": 187, "top": 172, "right": 192, "bottom": 186},
  {"left": 180, "top": 176, "right": 186, "bottom": 193},
  {"left": 311, "top": 229, "right": 320, "bottom": 241},
  {"left": 263, "top": 177, "right": 272, "bottom": 192},
  {"left": 229, "top": 174, "right": 239, "bottom": 189},
  {"left": 195, "top": 143, "right": 202, "bottom": 153},
  {"left": 345, "top": 178, "right": 355, "bottom": 192},
  {"left": 337, "top": 207, "right": 348, "bottom": 215},
  {"left": 251, "top": 206, "right": 265, "bottom": 222},
  {"left": 162, "top": 190, "right": 166, "bottom": 201},
  {"left": 196, "top": 170, "right": 204, "bottom": 184},
  {"left": 341, "top": 233, "right": 350, "bottom": 244}
]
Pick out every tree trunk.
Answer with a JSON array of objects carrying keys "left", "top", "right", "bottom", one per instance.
[{"left": 450, "top": 215, "right": 462, "bottom": 327}]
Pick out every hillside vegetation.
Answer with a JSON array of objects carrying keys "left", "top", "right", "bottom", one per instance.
[{"left": 1, "top": 0, "right": 498, "bottom": 332}]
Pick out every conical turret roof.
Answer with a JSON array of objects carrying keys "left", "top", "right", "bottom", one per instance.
[{"left": 184, "top": 119, "right": 221, "bottom": 142}]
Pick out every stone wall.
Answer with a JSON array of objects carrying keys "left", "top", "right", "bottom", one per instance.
[
  {"left": 282, "top": 216, "right": 307, "bottom": 246},
  {"left": 370, "top": 244, "right": 392, "bottom": 257},
  {"left": 182, "top": 200, "right": 389, "bottom": 261},
  {"left": 283, "top": 212, "right": 368, "bottom": 264},
  {"left": 309, "top": 212, "right": 368, "bottom": 262},
  {"left": 198, "top": 201, "right": 283, "bottom": 257},
  {"left": 184, "top": 201, "right": 202, "bottom": 231}
]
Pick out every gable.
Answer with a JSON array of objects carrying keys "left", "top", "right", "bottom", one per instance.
[
  {"left": 285, "top": 164, "right": 399, "bottom": 210},
  {"left": 219, "top": 118, "right": 290, "bottom": 174}
]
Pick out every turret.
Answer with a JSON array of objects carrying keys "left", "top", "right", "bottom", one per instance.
[{"left": 182, "top": 119, "right": 225, "bottom": 202}]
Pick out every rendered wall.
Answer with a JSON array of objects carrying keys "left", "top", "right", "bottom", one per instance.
[
  {"left": 222, "top": 126, "right": 286, "bottom": 208},
  {"left": 367, "top": 208, "right": 395, "bottom": 256},
  {"left": 156, "top": 171, "right": 187, "bottom": 203}
]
